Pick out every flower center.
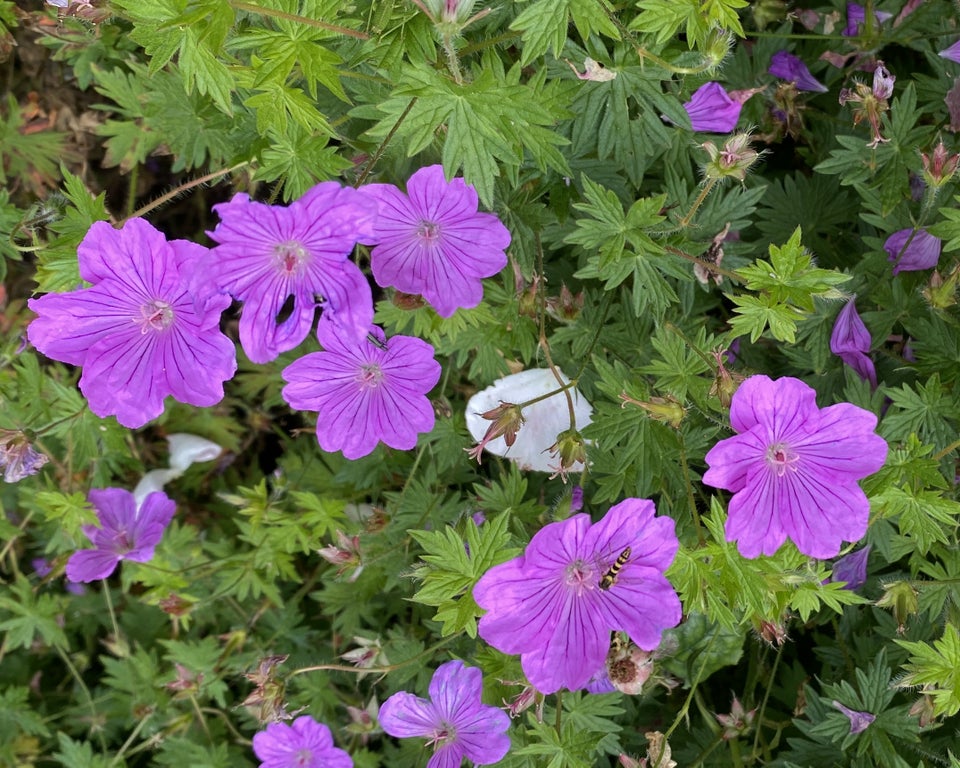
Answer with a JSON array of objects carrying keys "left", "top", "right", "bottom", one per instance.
[
  {"left": 274, "top": 241, "right": 308, "bottom": 277},
  {"left": 135, "top": 299, "right": 174, "bottom": 334},
  {"left": 426, "top": 722, "right": 456, "bottom": 749},
  {"left": 564, "top": 559, "right": 596, "bottom": 596},
  {"left": 292, "top": 749, "right": 313, "bottom": 766},
  {"left": 415, "top": 220, "right": 441, "bottom": 244},
  {"left": 111, "top": 527, "right": 135, "bottom": 554},
  {"left": 355, "top": 363, "right": 384, "bottom": 390},
  {"left": 766, "top": 442, "right": 800, "bottom": 477}
]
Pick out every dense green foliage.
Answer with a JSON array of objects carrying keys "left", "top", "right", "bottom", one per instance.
[{"left": 3, "top": 0, "right": 960, "bottom": 766}]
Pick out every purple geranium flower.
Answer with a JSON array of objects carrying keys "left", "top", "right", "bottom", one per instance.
[
  {"left": 884, "top": 228, "right": 942, "bottom": 274},
  {"left": 830, "top": 545, "right": 871, "bottom": 591},
  {"left": 769, "top": 51, "right": 828, "bottom": 93},
  {"left": 379, "top": 660, "right": 511, "bottom": 768},
  {"left": 281, "top": 323, "right": 441, "bottom": 459},
  {"left": 832, "top": 701, "right": 875, "bottom": 734},
  {"left": 703, "top": 376, "right": 888, "bottom": 559},
  {"left": 27, "top": 219, "right": 236, "bottom": 429},
  {"left": 843, "top": 3, "right": 892, "bottom": 36},
  {"left": 940, "top": 40, "right": 960, "bottom": 64},
  {"left": 830, "top": 299, "right": 876, "bottom": 388},
  {"left": 252, "top": 716, "right": 353, "bottom": 768},
  {"left": 206, "top": 183, "right": 378, "bottom": 363},
  {"left": 66, "top": 489, "right": 175, "bottom": 582},
  {"left": 683, "top": 82, "right": 742, "bottom": 132},
  {"left": 473, "top": 499, "right": 681, "bottom": 694},
  {"left": 361, "top": 165, "right": 511, "bottom": 318}
]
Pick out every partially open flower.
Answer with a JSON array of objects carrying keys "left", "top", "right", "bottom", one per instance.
[
  {"left": 716, "top": 697, "right": 757, "bottom": 740},
  {"left": 0, "top": 430, "right": 49, "bottom": 483},
  {"left": 466, "top": 401, "right": 525, "bottom": 463},
  {"left": 318, "top": 531, "right": 364, "bottom": 582},
  {"left": 832, "top": 700, "right": 875, "bottom": 734},
  {"left": 920, "top": 141, "right": 960, "bottom": 188}
]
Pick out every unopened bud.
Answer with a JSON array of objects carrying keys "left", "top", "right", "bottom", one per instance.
[
  {"left": 549, "top": 428, "right": 588, "bottom": 473},
  {"left": 318, "top": 531, "right": 364, "bottom": 581},
  {"left": 923, "top": 264, "right": 960, "bottom": 310},
  {"left": 620, "top": 393, "right": 685, "bottom": 429},
  {"left": 702, "top": 28, "right": 733, "bottom": 71},
  {"left": 545, "top": 284, "right": 584, "bottom": 323},
  {"left": 876, "top": 580, "right": 919, "bottom": 633},
  {"left": 752, "top": 0, "right": 788, "bottom": 29},
  {"left": 921, "top": 141, "right": 960, "bottom": 188}
]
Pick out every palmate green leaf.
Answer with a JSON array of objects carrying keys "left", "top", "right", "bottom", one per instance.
[
  {"left": 510, "top": 0, "right": 569, "bottom": 66},
  {"left": 366, "top": 61, "right": 570, "bottom": 206},
  {"left": 253, "top": 124, "right": 351, "bottom": 201},
  {"left": 701, "top": 0, "right": 748, "bottom": 36},
  {"left": 53, "top": 734, "right": 113, "bottom": 768},
  {"left": 630, "top": 0, "right": 702, "bottom": 47},
  {"left": 408, "top": 513, "right": 520, "bottom": 637},
  {"left": 517, "top": 720, "right": 598, "bottom": 768},
  {"left": 931, "top": 195, "right": 960, "bottom": 251},
  {"left": 873, "top": 485, "right": 960, "bottom": 554},
  {"left": 789, "top": 580, "right": 868, "bottom": 622},
  {"left": 0, "top": 576, "right": 68, "bottom": 651},
  {"left": 896, "top": 623, "right": 960, "bottom": 717},
  {"left": 233, "top": 22, "right": 346, "bottom": 101},
  {"left": 880, "top": 375, "right": 960, "bottom": 451},
  {"left": 728, "top": 293, "right": 802, "bottom": 343}
]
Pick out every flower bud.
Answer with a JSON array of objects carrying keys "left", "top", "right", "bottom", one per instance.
[
  {"left": 921, "top": 141, "right": 960, "bottom": 188},
  {"left": 709, "top": 348, "right": 743, "bottom": 408},
  {"left": 923, "top": 264, "right": 960, "bottom": 310},
  {"left": 548, "top": 428, "right": 588, "bottom": 475},
  {"left": 620, "top": 393, "right": 685, "bottom": 429},
  {"left": 702, "top": 28, "right": 734, "bottom": 72},
  {"left": 752, "top": 0, "right": 788, "bottom": 30},
  {"left": 876, "top": 580, "right": 919, "bottom": 633},
  {"left": 318, "top": 530, "right": 364, "bottom": 582}
]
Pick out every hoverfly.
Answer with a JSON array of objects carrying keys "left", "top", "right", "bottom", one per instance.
[{"left": 598, "top": 547, "right": 631, "bottom": 591}]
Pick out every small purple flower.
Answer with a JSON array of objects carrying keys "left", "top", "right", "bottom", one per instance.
[
  {"left": 206, "top": 183, "right": 378, "bottom": 363},
  {"left": 66, "top": 489, "right": 175, "bottom": 583},
  {"left": 379, "top": 660, "right": 511, "bottom": 768},
  {"left": 683, "top": 82, "right": 742, "bottom": 133},
  {"left": 884, "top": 228, "right": 942, "bottom": 274},
  {"left": 703, "top": 375, "right": 888, "bottom": 559},
  {"left": 473, "top": 499, "right": 681, "bottom": 694},
  {"left": 570, "top": 486, "right": 584, "bottom": 513},
  {"left": 252, "top": 716, "right": 353, "bottom": 768},
  {"left": 843, "top": 3, "right": 892, "bottom": 36},
  {"left": 830, "top": 546, "right": 871, "bottom": 591},
  {"left": 281, "top": 324, "right": 441, "bottom": 459},
  {"left": 0, "top": 430, "right": 49, "bottom": 483},
  {"left": 27, "top": 219, "right": 237, "bottom": 429},
  {"left": 830, "top": 299, "right": 877, "bottom": 388},
  {"left": 769, "top": 51, "right": 828, "bottom": 93},
  {"left": 362, "top": 165, "right": 511, "bottom": 318},
  {"left": 940, "top": 40, "right": 960, "bottom": 64},
  {"left": 832, "top": 701, "right": 876, "bottom": 734}
]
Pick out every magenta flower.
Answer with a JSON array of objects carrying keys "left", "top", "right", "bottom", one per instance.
[
  {"left": 281, "top": 324, "right": 440, "bottom": 459},
  {"left": 473, "top": 499, "right": 681, "bottom": 694},
  {"left": 379, "top": 660, "right": 510, "bottom": 768},
  {"left": 206, "top": 183, "right": 378, "bottom": 363},
  {"left": 843, "top": 3, "right": 892, "bottom": 36},
  {"left": 884, "top": 228, "right": 942, "bottom": 274},
  {"left": 830, "top": 546, "right": 871, "bottom": 591},
  {"left": 769, "top": 51, "right": 828, "bottom": 93},
  {"left": 682, "top": 82, "right": 742, "bottom": 132},
  {"left": 27, "top": 219, "right": 236, "bottom": 429},
  {"left": 830, "top": 299, "right": 876, "bottom": 388},
  {"left": 832, "top": 701, "right": 875, "bottom": 734},
  {"left": 361, "top": 165, "right": 511, "bottom": 317},
  {"left": 703, "top": 375, "right": 888, "bottom": 559},
  {"left": 252, "top": 716, "right": 352, "bottom": 768},
  {"left": 940, "top": 40, "right": 960, "bottom": 64},
  {"left": 65, "top": 489, "right": 175, "bottom": 582}
]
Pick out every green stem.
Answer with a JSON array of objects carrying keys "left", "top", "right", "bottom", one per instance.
[
  {"left": 101, "top": 580, "right": 121, "bottom": 643},
  {"left": 749, "top": 640, "right": 784, "bottom": 760},
  {"left": 354, "top": 98, "right": 417, "bottom": 187},
  {"left": 228, "top": 1, "right": 369, "bottom": 39},
  {"left": 108, "top": 714, "right": 150, "bottom": 768},
  {"left": 55, "top": 644, "right": 107, "bottom": 751},
  {"left": 126, "top": 162, "right": 249, "bottom": 223},
  {"left": 441, "top": 33, "right": 464, "bottom": 85},
  {"left": 678, "top": 178, "right": 718, "bottom": 230},
  {"left": 0, "top": 510, "right": 34, "bottom": 563},
  {"left": 289, "top": 634, "right": 456, "bottom": 677}
]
